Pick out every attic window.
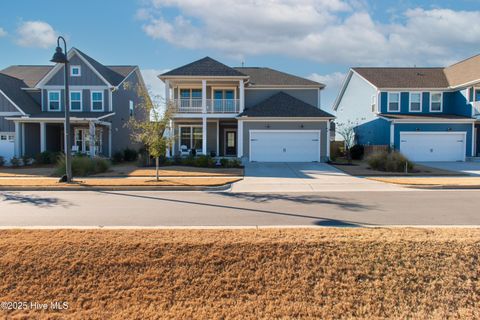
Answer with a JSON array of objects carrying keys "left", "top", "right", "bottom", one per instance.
[{"left": 70, "top": 65, "right": 81, "bottom": 77}]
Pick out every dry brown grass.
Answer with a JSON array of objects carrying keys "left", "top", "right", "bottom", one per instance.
[
  {"left": 98, "top": 164, "right": 244, "bottom": 177},
  {"left": 370, "top": 177, "right": 480, "bottom": 187},
  {"left": 0, "top": 228, "right": 479, "bottom": 319}
]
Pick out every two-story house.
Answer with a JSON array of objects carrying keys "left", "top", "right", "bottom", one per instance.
[
  {"left": 159, "top": 57, "right": 334, "bottom": 162},
  {"left": 0, "top": 48, "right": 147, "bottom": 162},
  {"left": 333, "top": 54, "right": 480, "bottom": 162}
]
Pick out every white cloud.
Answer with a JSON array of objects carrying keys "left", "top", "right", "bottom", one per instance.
[
  {"left": 16, "top": 21, "right": 58, "bottom": 48},
  {"left": 0, "top": 27, "right": 7, "bottom": 37},
  {"left": 138, "top": 1, "right": 480, "bottom": 66},
  {"left": 308, "top": 72, "right": 346, "bottom": 111}
]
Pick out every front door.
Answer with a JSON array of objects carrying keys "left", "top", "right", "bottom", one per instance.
[{"left": 225, "top": 130, "right": 237, "bottom": 156}]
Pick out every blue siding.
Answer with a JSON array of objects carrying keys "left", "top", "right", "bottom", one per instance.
[
  {"left": 380, "top": 92, "right": 388, "bottom": 113},
  {"left": 393, "top": 123, "right": 473, "bottom": 157},
  {"left": 355, "top": 118, "right": 390, "bottom": 145},
  {"left": 422, "top": 92, "right": 430, "bottom": 113},
  {"left": 444, "top": 91, "right": 472, "bottom": 117},
  {"left": 400, "top": 92, "right": 409, "bottom": 113}
]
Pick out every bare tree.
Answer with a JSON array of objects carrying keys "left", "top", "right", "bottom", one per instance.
[{"left": 336, "top": 121, "right": 357, "bottom": 163}]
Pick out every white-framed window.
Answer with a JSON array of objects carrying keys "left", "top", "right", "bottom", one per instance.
[
  {"left": 91, "top": 91, "right": 104, "bottom": 111},
  {"left": 430, "top": 92, "right": 443, "bottom": 112},
  {"left": 48, "top": 90, "right": 61, "bottom": 111},
  {"left": 409, "top": 92, "right": 422, "bottom": 112},
  {"left": 371, "top": 94, "right": 377, "bottom": 112},
  {"left": 70, "top": 91, "right": 82, "bottom": 111},
  {"left": 70, "top": 65, "right": 81, "bottom": 77},
  {"left": 129, "top": 100, "right": 134, "bottom": 117},
  {"left": 0, "top": 133, "right": 15, "bottom": 142},
  {"left": 179, "top": 125, "right": 203, "bottom": 153},
  {"left": 387, "top": 92, "right": 400, "bottom": 112}
]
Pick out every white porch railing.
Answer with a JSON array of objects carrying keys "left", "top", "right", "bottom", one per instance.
[
  {"left": 174, "top": 99, "right": 203, "bottom": 113},
  {"left": 206, "top": 99, "right": 240, "bottom": 113},
  {"left": 473, "top": 101, "right": 480, "bottom": 116}
]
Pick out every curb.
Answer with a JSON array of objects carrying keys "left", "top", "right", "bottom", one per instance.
[
  {"left": 0, "top": 184, "right": 233, "bottom": 192},
  {"left": 406, "top": 184, "right": 480, "bottom": 190}
]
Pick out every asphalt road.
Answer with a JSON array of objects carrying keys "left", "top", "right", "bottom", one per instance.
[{"left": 1, "top": 190, "right": 480, "bottom": 227}]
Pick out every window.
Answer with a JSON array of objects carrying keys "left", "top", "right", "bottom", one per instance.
[
  {"left": 388, "top": 92, "right": 400, "bottom": 112},
  {"left": 70, "top": 66, "right": 81, "bottom": 77},
  {"left": 70, "top": 91, "right": 82, "bottom": 111},
  {"left": 430, "top": 92, "right": 443, "bottom": 112},
  {"left": 48, "top": 91, "right": 61, "bottom": 111},
  {"left": 91, "top": 91, "right": 104, "bottom": 111},
  {"left": 476, "top": 89, "right": 480, "bottom": 102},
  {"left": 179, "top": 126, "right": 203, "bottom": 152},
  {"left": 371, "top": 95, "right": 377, "bottom": 112},
  {"left": 0, "top": 135, "right": 6, "bottom": 141},
  {"left": 409, "top": 92, "right": 422, "bottom": 112},
  {"left": 179, "top": 88, "right": 202, "bottom": 110},
  {"left": 129, "top": 100, "right": 134, "bottom": 117},
  {"left": 8, "top": 135, "right": 14, "bottom": 141}
]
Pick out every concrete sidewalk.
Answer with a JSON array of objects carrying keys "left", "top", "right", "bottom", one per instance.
[{"left": 231, "top": 162, "right": 408, "bottom": 192}]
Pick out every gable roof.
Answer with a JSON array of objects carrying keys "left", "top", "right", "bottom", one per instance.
[
  {"left": 239, "top": 92, "right": 334, "bottom": 118},
  {"left": 1, "top": 65, "right": 54, "bottom": 88},
  {"left": 160, "top": 57, "right": 247, "bottom": 78},
  {"left": 444, "top": 54, "right": 480, "bottom": 88},
  {"left": 352, "top": 67, "right": 449, "bottom": 89},
  {"left": 0, "top": 73, "right": 40, "bottom": 114},
  {"left": 235, "top": 67, "right": 323, "bottom": 88}
]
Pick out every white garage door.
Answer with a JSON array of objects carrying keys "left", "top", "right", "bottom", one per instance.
[
  {"left": 399, "top": 132, "right": 466, "bottom": 162},
  {"left": 250, "top": 130, "right": 320, "bottom": 162},
  {"left": 0, "top": 132, "right": 15, "bottom": 162}
]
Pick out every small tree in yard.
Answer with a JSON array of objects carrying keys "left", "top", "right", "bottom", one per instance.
[
  {"left": 127, "top": 84, "right": 175, "bottom": 181},
  {"left": 336, "top": 121, "right": 357, "bottom": 163}
]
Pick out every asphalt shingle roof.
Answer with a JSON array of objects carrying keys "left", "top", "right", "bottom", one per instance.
[
  {"left": 239, "top": 92, "right": 334, "bottom": 118},
  {"left": 161, "top": 57, "right": 246, "bottom": 77},
  {"left": 353, "top": 67, "right": 449, "bottom": 89},
  {"left": 0, "top": 73, "right": 40, "bottom": 114},
  {"left": 1, "top": 65, "right": 53, "bottom": 88},
  {"left": 235, "top": 67, "right": 323, "bottom": 87}
]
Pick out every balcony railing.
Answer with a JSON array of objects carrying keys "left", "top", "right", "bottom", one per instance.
[
  {"left": 473, "top": 101, "right": 480, "bottom": 116},
  {"left": 173, "top": 99, "right": 240, "bottom": 113}
]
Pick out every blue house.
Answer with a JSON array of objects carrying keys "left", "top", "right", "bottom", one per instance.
[{"left": 333, "top": 55, "right": 480, "bottom": 162}]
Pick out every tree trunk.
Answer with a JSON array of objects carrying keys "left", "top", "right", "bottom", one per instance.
[{"left": 155, "top": 157, "right": 159, "bottom": 181}]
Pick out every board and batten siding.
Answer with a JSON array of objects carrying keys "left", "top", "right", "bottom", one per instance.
[
  {"left": 0, "top": 93, "right": 20, "bottom": 132},
  {"left": 244, "top": 89, "right": 319, "bottom": 108},
  {"left": 42, "top": 88, "right": 109, "bottom": 112},
  {"left": 45, "top": 53, "right": 107, "bottom": 86}
]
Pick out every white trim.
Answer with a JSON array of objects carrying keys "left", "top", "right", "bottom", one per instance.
[
  {"left": 6, "top": 113, "right": 115, "bottom": 123},
  {"left": 0, "top": 89, "right": 27, "bottom": 115},
  {"left": 160, "top": 75, "right": 249, "bottom": 81},
  {"left": 216, "top": 119, "right": 219, "bottom": 156},
  {"left": 70, "top": 65, "right": 81, "bottom": 77},
  {"left": 409, "top": 92, "right": 422, "bottom": 112},
  {"left": 90, "top": 90, "right": 104, "bottom": 112},
  {"left": 115, "top": 67, "right": 139, "bottom": 89},
  {"left": 47, "top": 90, "right": 61, "bottom": 111},
  {"left": 387, "top": 92, "right": 401, "bottom": 112},
  {"left": 244, "top": 86, "right": 323, "bottom": 90},
  {"left": 326, "top": 120, "right": 331, "bottom": 158},
  {"left": 390, "top": 122, "right": 394, "bottom": 147},
  {"left": 42, "top": 85, "right": 109, "bottom": 90},
  {"left": 202, "top": 116, "right": 207, "bottom": 155},
  {"left": 40, "top": 122, "right": 46, "bottom": 152},
  {"left": 237, "top": 120, "right": 243, "bottom": 157},
  {"left": 178, "top": 124, "right": 204, "bottom": 154},
  {"left": 21, "top": 123, "right": 25, "bottom": 156},
  {"left": 224, "top": 128, "right": 237, "bottom": 156},
  {"left": 237, "top": 118, "right": 332, "bottom": 121},
  {"left": 351, "top": 69, "right": 378, "bottom": 90},
  {"left": 387, "top": 118, "right": 475, "bottom": 124},
  {"left": 0, "top": 112, "right": 22, "bottom": 116},
  {"left": 202, "top": 80, "right": 207, "bottom": 114},
  {"left": 429, "top": 92, "right": 443, "bottom": 112},
  {"left": 399, "top": 131, "right": 467, "bottom": 162},
  {"left": 239, "top": 80, "right": 245, "bottom": 112},
  {"left": 472, "top": 123, "right": 476, "bottom": 157},
  {"left": 14, "top": 122, "right": 21, "bottom": 157},
  {"left": 174, "top": 113, "right": 238, "bottom": 119},
  {"left": 248, "top": 129, "right": 321, "bottom": 162},
  {"left": 69, "top": 90, "right": 83, "bottom": 112},
  {"left": 211, "top": 86, "right": 237, "bottom": 100},
  {"left": 109, "top": 89, "right": 113, "bottom": 112}
]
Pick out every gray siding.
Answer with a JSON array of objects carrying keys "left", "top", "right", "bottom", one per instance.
[
  {"left": 24, "top": 123, "right": 40, "bottom": 156},
  {"left": 0, "top": 117, "right": 14, "bottom": 132},
  {"left": 42, "top": 88, "right": 109, "bottom": 112},
  {"left": 0, "top": 93, "right": 18, "bottom": 131},
  {"left": 45, "top": 54, "right": 107, "bottom": 86},
  {"left": 244, "top": 89, "right": 319, "bottom": 108},
  {"left": 242, "top": 121, "right": 329, "bottom": 161},
  {"left": 110, "top": 70, "right": 147, "bottom": 154}
]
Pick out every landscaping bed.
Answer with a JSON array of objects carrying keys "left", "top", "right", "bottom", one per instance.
[{"left": 0, "top": 228, "right": 479, "bottom": 319}]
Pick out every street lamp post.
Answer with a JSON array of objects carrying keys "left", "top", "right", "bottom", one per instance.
[{"left": 50, "top": 36, "right": 72, "bottom": 182}]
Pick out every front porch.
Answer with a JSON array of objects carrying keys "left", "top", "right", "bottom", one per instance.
[
  {"left": 12, "top": 119, "right": 112, "bottom": 159},
  {"left": 170, "top": 119, "right": 239, "bottom": 158}
]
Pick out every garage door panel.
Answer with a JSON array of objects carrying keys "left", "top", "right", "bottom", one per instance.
[
  {"left": 250, "top": 130, "right": 320, "bottom": 162},
  {"left": 0, "top": 132, "right": 15, "bottom": 162},
  {"left": 399, "top": 132, "right": 465, "bottom": 162}
]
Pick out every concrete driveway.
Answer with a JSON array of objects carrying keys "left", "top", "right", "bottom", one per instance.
[
  {"left": 231, "top": 162, "right": 406, "bottom": 192},
  {"left": 419, "top": 162, "right": 480, "bottom": 176}
]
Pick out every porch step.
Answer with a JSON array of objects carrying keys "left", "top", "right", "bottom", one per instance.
[{"left": 466, "top": 157, "right": 480, "bottom": 162}]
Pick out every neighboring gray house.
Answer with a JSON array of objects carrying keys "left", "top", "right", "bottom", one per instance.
[
  {"left": 0, "top": 48, "right": 148, "bottom": 162},
  {"left": 159, "top": 57, "right": 334, "bottom": 162}
]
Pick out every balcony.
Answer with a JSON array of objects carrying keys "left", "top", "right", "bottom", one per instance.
[{"left": 174, "top": 99, "right": 240, "bottom": 114}]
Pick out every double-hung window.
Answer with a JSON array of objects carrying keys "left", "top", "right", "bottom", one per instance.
[
  {"left": 179, "top": 88, "right": 202, "bottom": 111},
  {"left": 91, "top": 91, "right": 104, "bottom": 111},
  {"left": 388, "top": 92, "right": 400, "bottom": 112},
  {"left": 70, "top": 91, "right": 82, "bottom": 111},
  {"left": 179, "top": 126, "right": 203, "bottom": 153},
  {"left": 48, "top": 91, "right": 61, "bottom": 111},
  {"left": 430, "top": 92, "right": 443, "bottom": 112},
  {"left": 409, "top": 92, "right": 422, "bottom": 112}
]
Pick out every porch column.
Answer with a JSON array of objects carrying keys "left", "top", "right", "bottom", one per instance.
[
  {"left": 389, "top": 122, "right": 395, "bottom": 149},
  {"left": 40, "top": 122, "right": 46, "bottom": 152},
  {"left": 239, "top": 79, "right": 245, "bottom": 112},
  {"left": 202, "top": 116, "right": 207, "bottom": 155},
  {"left": 14, "top": 122, "right": 21, "bottom": 158},
  {"left": 326, "top": 120, "right": 331, "bottom": 159},
  {"left": 472, "top": 123, "right": 477, "bottom": 157},
  {"left": 202, "top": 80, "right": 207, "bottom": 113},
  {"left": 237, "top": 120, "right": 243, "bottom": 158},
  {"left": 216, "top": 120, "right": 219, "bottom": 156},
  {"left": 108, "top": 125, "right": 112, "bottom": 158},
  {"left": 164, "top": 80, "right": 170, "bottom": 103},
  {"left": 89, "top": 121, "right": 96, "bottom": 158},
  {"left": 171, "top": 120, "right": 175, "bottom": 157}
]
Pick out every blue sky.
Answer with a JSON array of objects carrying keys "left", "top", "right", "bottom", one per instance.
[{"left": 1, "top": 0, "right": 479, "bottom": 110}]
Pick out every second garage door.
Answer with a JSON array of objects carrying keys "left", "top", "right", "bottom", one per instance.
[
  {"left": 249, "top": 130, "right": 320, "bottom": 162},
  {"left": 399, "top": 132, "right": 466, "bottom": 162}
]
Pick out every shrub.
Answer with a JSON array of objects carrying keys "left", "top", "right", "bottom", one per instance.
[
  {"left": 10, "top": 157, "right": 20, "bottom": 167},
  {"left": 35, "top": 151, "right": 59, "bottom": 165},
  {"left": 0, "top": 156, "right": 4, "bottom": 167},
  {"left": 330, "top": 141, "right": 345, "bottom": 161},
  {"left": 112, "top": 151, "right": 124, "bottom": 163},
  {"left": 349, "top": 144, "right": 364, "bottom": 160},
  {"left": 229, "top": 158, "right": 242, "bottom": 168},
  {"left": 21, "top": 155, "right": 31, "bottom": 166},
  {"left": 55, "top": 155, "right": 111, "bottom": 177},
  {"left": 220, "top": 158, "right": 229, "bottom": 168},
  {"left": 123, "top": 148, "right": 138, "bottom": 162},
  {"left": 193, "top": 155, "right": 216, "bottom": 167},
  {"left": 367, "top": 151, "right": 414, "bottom": 172}
]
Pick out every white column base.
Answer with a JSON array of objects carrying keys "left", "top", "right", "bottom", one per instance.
[
  {"left": 202, "top": 116, "right": 207, "bottom": 155},
  {"left": 40, "top": 122, "right": 46, "bottom": 153}
]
